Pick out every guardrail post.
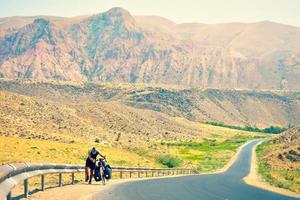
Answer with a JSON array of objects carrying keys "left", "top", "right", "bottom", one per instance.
[
  {"left": 41, "top": 175, "right": 45, "bottom": 191},
  {"left": 6, "top": 192, "right": 12, "bottom": 200},
  {"left": 24, "top": 179, "right": 29, "bottom": 198},
  {"left": 120, "top": 171, "right": 123, "bottom": 179},
  {"left": 59, "top": 173, "right": 62, "bottom": 187},
  {"left": 129, "top": 171, "right": 132, "bottom": 178},
  {"left": 146, "top": 171, "right": 148, "bottom": 177},
  {"left": 71, "top": 173, "right": 75, "bottom": 185},
  {"left": 138, "top": 171, "right": 141, "bottom": 178}
]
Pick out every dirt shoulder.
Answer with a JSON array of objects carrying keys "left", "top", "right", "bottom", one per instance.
[
  {"left": 243, "top": 140, "right": 300, "bottom": 198},
  {"left": 24, "top": 175, "right": 193, "bottom": 200}
]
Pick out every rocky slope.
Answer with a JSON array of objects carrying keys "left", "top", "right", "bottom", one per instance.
[
  {"left": 1, "top": 80, "right": 267, "bottom": 147},
  {"left": 257, "top": 125, "right": 300, "bottom": 193},
  {"left": 1, "top": 80, "right": 299, "bottom": 128},
  {"left": 273, "top": 126, "right": 300, "bottom": 163},
  {"left": 0, "top": 8, "right": 300, "bottom": 89}
]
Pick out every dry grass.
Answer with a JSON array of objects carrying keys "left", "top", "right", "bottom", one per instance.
[{"left": 0, "top": 136, "right": 159, "bottom": 167}]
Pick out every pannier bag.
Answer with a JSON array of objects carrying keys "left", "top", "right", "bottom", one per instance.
[
  {"left": 104, "top": 165, "right": 112, "bottom": 179},
  {"left": 94, "top": 165, "right": 102, "bottom": 182}
]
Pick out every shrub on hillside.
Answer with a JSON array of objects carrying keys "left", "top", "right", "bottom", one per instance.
[
  {"left": 157, "top": 156, "right": 182, "bottom": 168},
  {"left": 263, "top": 126, "right": 287, "bottom": 134}
]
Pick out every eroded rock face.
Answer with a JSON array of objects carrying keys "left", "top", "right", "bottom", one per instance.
[{"left": 1, "top": 7, "right": 300, "bottom": 89}]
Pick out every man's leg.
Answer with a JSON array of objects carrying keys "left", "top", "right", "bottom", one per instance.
[
  {"left": 85, "top": 167, "right": 90, "bottom": 182},
  {"left": 89, "top": 168, "right": 94, "bottom": 184}
]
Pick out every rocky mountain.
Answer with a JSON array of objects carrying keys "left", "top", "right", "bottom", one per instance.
[{"left": 0, "top": 7, "right": 300, "bottom": 89}]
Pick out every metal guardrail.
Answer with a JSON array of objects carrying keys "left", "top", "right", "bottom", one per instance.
[{"left": 0, "top": 163, "right": 196, "bottom": 200}]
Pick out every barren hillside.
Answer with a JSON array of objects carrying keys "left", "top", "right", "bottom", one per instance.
[
  {"left": 1, "top": 80, "right": 299, "bottom": 132},
  {"left": 1, "top": 80, "right": 266, "bottom": 170}
]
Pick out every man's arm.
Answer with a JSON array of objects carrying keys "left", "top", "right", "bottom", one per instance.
[{"left": 99, "top": 152, "right": 105, "bottom": 159}]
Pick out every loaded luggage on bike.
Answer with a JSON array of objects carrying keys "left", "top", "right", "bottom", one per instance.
[
  {"left": 94, "top": 160, "right": 102, "bottom": 182},
  {"left": 94, "top": 158, "right": 112, "bottom": 184},
  {"left": 103, "top": 163, "right": 112, "bottom": 179}
]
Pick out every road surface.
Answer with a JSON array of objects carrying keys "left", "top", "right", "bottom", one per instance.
[{"left": 93, "top": 140, "right": 299, "bottom": 200}]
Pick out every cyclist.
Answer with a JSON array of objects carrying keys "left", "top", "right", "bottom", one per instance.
[{"left": 85, "top": 147, "right": 105, "bottom": 184}]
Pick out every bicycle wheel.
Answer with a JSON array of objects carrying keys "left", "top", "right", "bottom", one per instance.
[{"left": 101, "top": 169, "right": 106, "bottom": 185}]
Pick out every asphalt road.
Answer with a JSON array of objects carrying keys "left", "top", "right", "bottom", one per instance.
[{"left": 94, "top": 140, "right": 299, "bottom": 200}]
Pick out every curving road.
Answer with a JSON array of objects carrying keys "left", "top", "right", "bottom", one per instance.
[{"left": 93, "top": 140, "right": 299, "bottom": 200}]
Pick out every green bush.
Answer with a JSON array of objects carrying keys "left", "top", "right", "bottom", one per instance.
[
  {"left": 263, "top": 126, "right": 286, "bottom": 134},
  {"left": 157, "top": 156, "right": 182, "bottom": 168}
]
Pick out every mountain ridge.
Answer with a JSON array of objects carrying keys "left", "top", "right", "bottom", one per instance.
[{"left": 0, "top": 7, "right": 300, "bottom": 89}]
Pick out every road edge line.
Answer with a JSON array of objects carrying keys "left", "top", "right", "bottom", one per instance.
[{"left": 243, "top": 140, "right": 300, "bottom": 198}]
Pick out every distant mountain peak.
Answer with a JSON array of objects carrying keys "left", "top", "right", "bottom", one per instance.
[
  {"left": 102, "top": 7, "right": 135, "bottom": 24},
  {"left": 33, "top": 18, "right": 49, "bottom": 26},
  {"left": 85, "top": 6, "right": 137, "bottom": 35},
  {"left": 106, "top": 7, "right": 131, "bottom": 15}
]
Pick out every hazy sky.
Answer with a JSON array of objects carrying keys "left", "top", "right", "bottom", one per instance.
[{"left": 1, "top": 0, "right": 300, "bottom": 27}]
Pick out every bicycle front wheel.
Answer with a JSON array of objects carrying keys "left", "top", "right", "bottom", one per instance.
[{"left": 101, "top": 170, "right": 106, "bottom": 185}]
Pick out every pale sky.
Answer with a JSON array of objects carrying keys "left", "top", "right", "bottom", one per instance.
[{"left": 0, "top": 0, "right": 300, "bottom": 27}]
